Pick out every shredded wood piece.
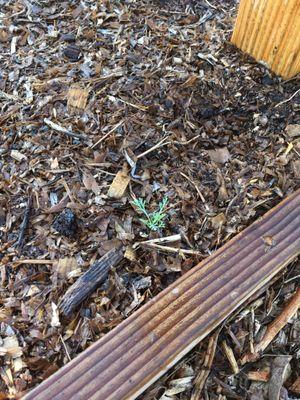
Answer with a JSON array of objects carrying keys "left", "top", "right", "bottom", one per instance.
[
  {"left": 44, "top": 118, "right": 87, "bottom": 140},
  {"left": 67, "top": 85, "right": 89, "bottom": 112},
  {"left": 247, "top": 369, "right": 270, "bottom": 382},
  {"left": 107, "top": 168, "right": 130, "bottom": 199},
  {"left": 221, "top": 340, "right": 239, "bottom": 375},
  {"left": 191, "top": 329, "right": 220, "bottom": 400},
  {"left": 241, "top": 287, "right": 300, "bottom": 364}
]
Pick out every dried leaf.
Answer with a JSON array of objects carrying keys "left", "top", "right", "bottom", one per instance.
[
  {"left": 262, "top": 235, "right": 276, "bottom": 247},
  {"left": 56, "top": 257, "right": 79, "bottom": 280},
  {"left": 1, "top": 337, "right": 22, "bottom": 358},
  {"left": 290, "top": 377, "right": 300, "bottom": 395},
  {"left": 208, "top": 147, "right": 231, "bottom": 164},
  {"left": 124, "top": 246, "right": 137, "bottom": 261},
  {"left": 181, "top": 75, "right": 199, "bottom": 88},
  {"left": 0, "top": 29, "right": 9, "bottom": 43},
  {"left": 211, "top": 213, "right": 226, "bottom": 229},
  {"left": 82, "top": 171, "right": 100, "bottom": 195},
  {"left": 285, "top": 124, "right": 300, "bottom": 138}
]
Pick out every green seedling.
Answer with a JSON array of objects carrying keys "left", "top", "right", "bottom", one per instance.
[{"left": 132, "top": 196, "right": 168, "bottom": 231}]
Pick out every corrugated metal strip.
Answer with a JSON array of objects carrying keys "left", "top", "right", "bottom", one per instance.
[
  {"left": 24, "top": 189, "right": 300, "bottom": 400},
  {"left": 231, "top": 0, "right": 300, "bottom": 79}
]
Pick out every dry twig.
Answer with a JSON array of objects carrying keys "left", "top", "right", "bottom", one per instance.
[
  {"left": 141, "top": 242, "right": 202, "bottom": 256},
  {"left": 44, "top": 118, "right": 87, "bottom": 141},
  {"left": 275, "top": 88, "right": 300, "bottom": 108},
  {"left": 180, "top": 172, "right": 208, "bottom": 208},
  {"left": 136, "top": 136, "right": 171, "bottom": 159},
  {"left": 91, "top": 120, "right": 124, "bottom": 149}
]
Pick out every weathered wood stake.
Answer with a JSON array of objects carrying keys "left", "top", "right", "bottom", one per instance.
[{"left": 60, "top": 248, "right": 124, "bottom": 317}]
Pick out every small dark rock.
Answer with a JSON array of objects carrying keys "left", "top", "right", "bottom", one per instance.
[
  {"left": 52, "top": 208, "right": 78, "bottom": 238},
  {"left": 63, "top": 44, "right": 82, "bottom": 61},
  {"left": 61, "top": 33, "right": 76, "bottom": 43},
  {"left": 261, "top": 74, "right": 274, "bottom": 85}
]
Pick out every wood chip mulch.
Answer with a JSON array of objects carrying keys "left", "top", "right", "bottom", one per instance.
[{"left": 0, "top": 0, "right": 299, "bottom": 399}]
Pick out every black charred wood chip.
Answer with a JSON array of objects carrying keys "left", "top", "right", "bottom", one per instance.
[
  {"left": 52, "top": 208, "right": 78, "bottom": 238},
  {"left": 63, "top": 44, "right": 82, "bottom": 61}
]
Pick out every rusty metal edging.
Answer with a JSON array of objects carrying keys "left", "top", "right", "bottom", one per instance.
[{"left": 24, "top": 190, "right": 300, "bottom": 400}]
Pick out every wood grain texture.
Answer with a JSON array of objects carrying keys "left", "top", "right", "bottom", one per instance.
[
  {"left": 24, "top": 190, "right": 300, "bottom": 400},
  {"left": 60, "top": 249, "right": 124, "bottom": 317},
  {"left": 231, "top": 0, "right": 300, "bottom": 79}
]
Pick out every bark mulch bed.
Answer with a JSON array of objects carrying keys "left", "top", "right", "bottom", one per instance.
[{"left": 0, "top": 0, "right": 299, "bottom": 399}]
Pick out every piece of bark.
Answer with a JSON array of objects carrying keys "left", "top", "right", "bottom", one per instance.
[
  {"left": 268, "top": 356, "right": 292, "bottom": 400},
  {"left": 60, "top": 249, "right": 123, "bottom": 317},
  {"left": 15, "top": 194, "right": 32, "bottom": 252}
]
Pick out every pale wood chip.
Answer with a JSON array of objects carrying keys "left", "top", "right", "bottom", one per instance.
[
  {"left": 108, "top": 170, "right": 130, "bottom": 199},
  {"left": 67, "top": 85, "right": 89, "bottom": 112}
]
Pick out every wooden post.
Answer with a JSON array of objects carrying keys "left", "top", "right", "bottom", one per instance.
[{"left": 231, "top": 0, "right": 300, "bottom": 79}]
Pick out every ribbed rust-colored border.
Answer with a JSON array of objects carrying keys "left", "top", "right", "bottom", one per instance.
[
  {"left": 24, "top": 190, "right": 300, "bottom": 400},
  {"left": 231, "top": 0, "right": 300, "bottom": 79}
]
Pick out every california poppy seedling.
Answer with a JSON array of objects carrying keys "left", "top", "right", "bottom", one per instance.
[{"left": 132, "top": 196, "right": 168, "bottom": 231}]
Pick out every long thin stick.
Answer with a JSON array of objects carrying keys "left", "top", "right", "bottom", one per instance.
[
  {"left": 135, "top": 234, "right": 181, "bottom": 246},
  {"left": 141, "top": 242, "right": 202, "bottom": 256},
  {"left": 136, "top": 137, "right": 171, "bottom": 159},
  {"left": 44, "top": 118, "right": 87, "bottom": 141},
  {"left": 180, "top": 172, "right": 207, "bottom": 206},
  {"left": 275, "top": 88, "right": 300, "bottom": 108},
  {"left": 13, "top": 259, "right": 55, "bottom": 267},
  {"left": 91, "top": 120, "right": 124, "bottom": 149}
]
